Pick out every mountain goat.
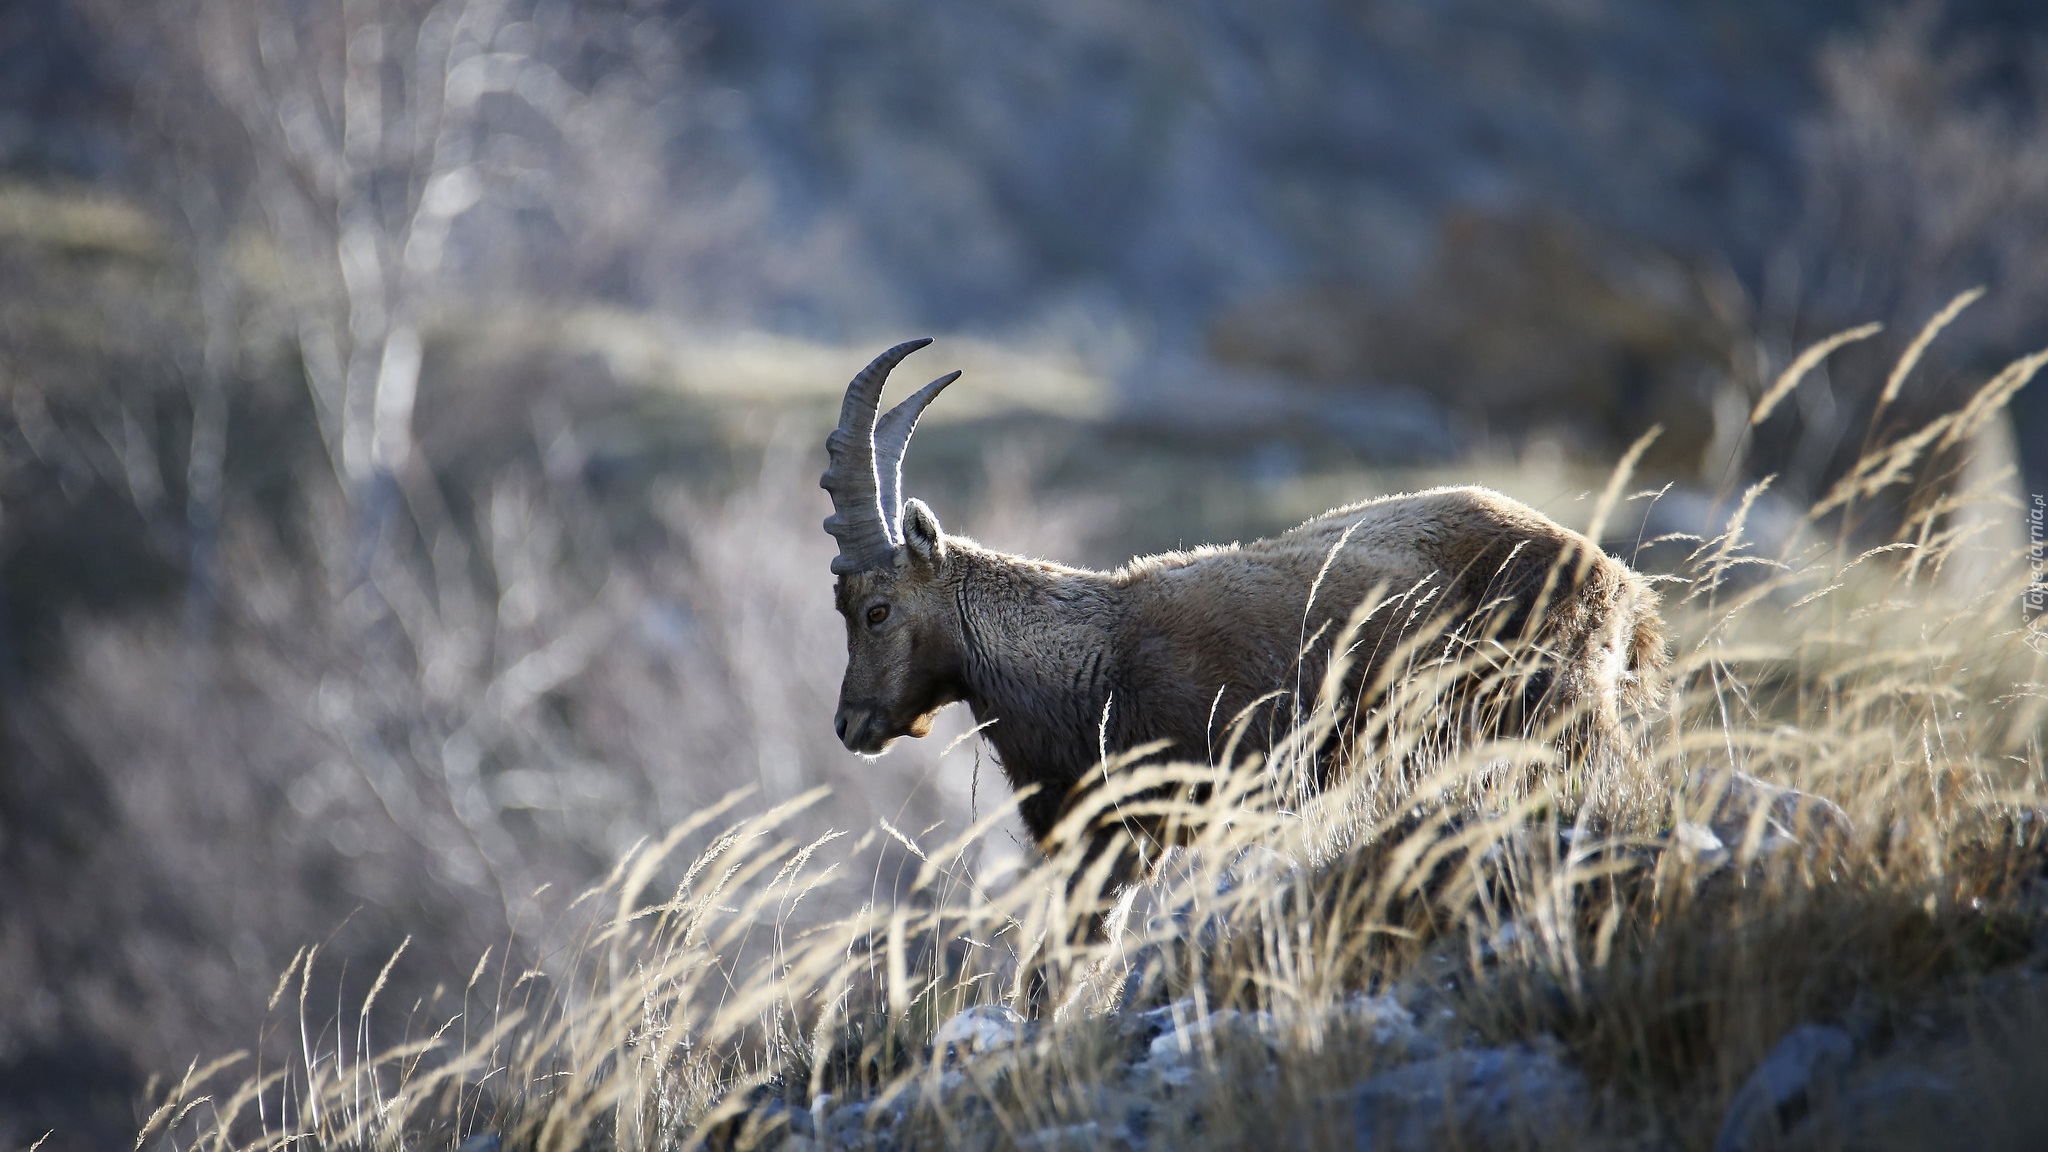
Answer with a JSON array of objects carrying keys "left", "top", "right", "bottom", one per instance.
[{"left": 823, "top": 340, "right": 1668, "bottom": 851}]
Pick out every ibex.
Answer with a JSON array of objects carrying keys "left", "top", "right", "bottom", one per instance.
[{"left": 823, "top": 340, "right": 1668, "bottom": 850}]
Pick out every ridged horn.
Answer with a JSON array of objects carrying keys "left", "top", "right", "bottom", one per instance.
[
  {"left": 821, "top": 338, "right": 931, "bottom": 575},
  {"left": 876, "top": 370, "right": 961, "bottom": 539}
]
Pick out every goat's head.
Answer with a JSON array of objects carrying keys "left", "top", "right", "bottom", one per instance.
[{"left": 822, "top": 339, "right": 968, "bottom": 754}]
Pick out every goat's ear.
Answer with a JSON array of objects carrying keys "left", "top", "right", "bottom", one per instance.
[{"left": 900, "top": 498, "right": 947, "bottom": 568}]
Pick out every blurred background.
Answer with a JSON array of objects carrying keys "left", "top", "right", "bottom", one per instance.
[{"left": 2, "top": 0, "right": 2046, "bottom": 1144}]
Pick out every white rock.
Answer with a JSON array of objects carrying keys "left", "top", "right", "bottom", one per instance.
[
  {"left": 1138, "top": 1007, "right": 1278, "bottom": 1088},
  {"left": 1336, "top": 992, "right": 1432, "bottom": 1053},
  {"left": 933, "top": 1003, "right": 1026, "bottom": 1065},
  {"left": 1672, "top": 821, "right": 1729, "bottom": 870}
]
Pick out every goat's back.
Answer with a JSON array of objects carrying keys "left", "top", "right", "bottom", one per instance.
[{"left": 1108, "top": 486, "right": 1666, "bottom": 761}]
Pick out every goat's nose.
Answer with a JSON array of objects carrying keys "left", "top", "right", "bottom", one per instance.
[{"left": 834, "top": 713, "right": 849, "bottom": 741}]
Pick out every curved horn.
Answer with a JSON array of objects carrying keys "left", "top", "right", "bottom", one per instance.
[
  {"left": 876, "top": 370, "right": 961, "bottom": 539},
  {"left": 822, "top": 339, "right": 930, "bottom": 575}
]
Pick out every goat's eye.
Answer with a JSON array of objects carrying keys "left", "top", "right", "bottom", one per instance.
[{"left": 866, "top": 604, "right": 890, "bottom": 626}]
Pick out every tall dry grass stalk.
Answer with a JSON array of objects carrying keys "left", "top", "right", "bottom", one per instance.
[{"left": 140, "top": 328, "right": 2047, "bottom": 1152}]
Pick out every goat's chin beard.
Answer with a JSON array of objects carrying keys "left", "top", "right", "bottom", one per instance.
[{"left": 905, "top": 711, "right": 937, "bottom": 739}]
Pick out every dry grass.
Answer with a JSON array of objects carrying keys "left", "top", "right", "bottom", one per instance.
[{"left": 120, "top": 327, "right": 2048, "bottom": 1152}]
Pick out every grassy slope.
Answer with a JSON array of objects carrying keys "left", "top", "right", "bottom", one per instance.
[{"left": 130, "top": 330, "right": 2048, "bottom": 1152}]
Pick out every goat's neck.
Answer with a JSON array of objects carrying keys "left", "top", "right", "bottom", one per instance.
[{"left": 950, "top": 544, "right": 1124, "bottom": 822}]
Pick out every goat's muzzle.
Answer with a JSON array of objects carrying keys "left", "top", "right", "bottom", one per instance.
[
  {"left": 835, "top": 703, "right": 938, "bottom": 754},
  {"left": 834, "top": 705, "right": 886, "bottom": 754}
]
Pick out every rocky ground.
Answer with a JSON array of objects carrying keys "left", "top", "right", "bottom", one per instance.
[{"left": 676, "top": 776, "right": 2048, "bottom": 1152}]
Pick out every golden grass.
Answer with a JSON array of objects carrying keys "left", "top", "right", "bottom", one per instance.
[{"left": 137, "top": 328, "right": 2048, "bottom": 1152}]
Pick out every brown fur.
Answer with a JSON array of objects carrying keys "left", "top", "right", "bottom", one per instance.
[{"left": 833, "top": 485, "right": 1668, "bottom": 849}]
